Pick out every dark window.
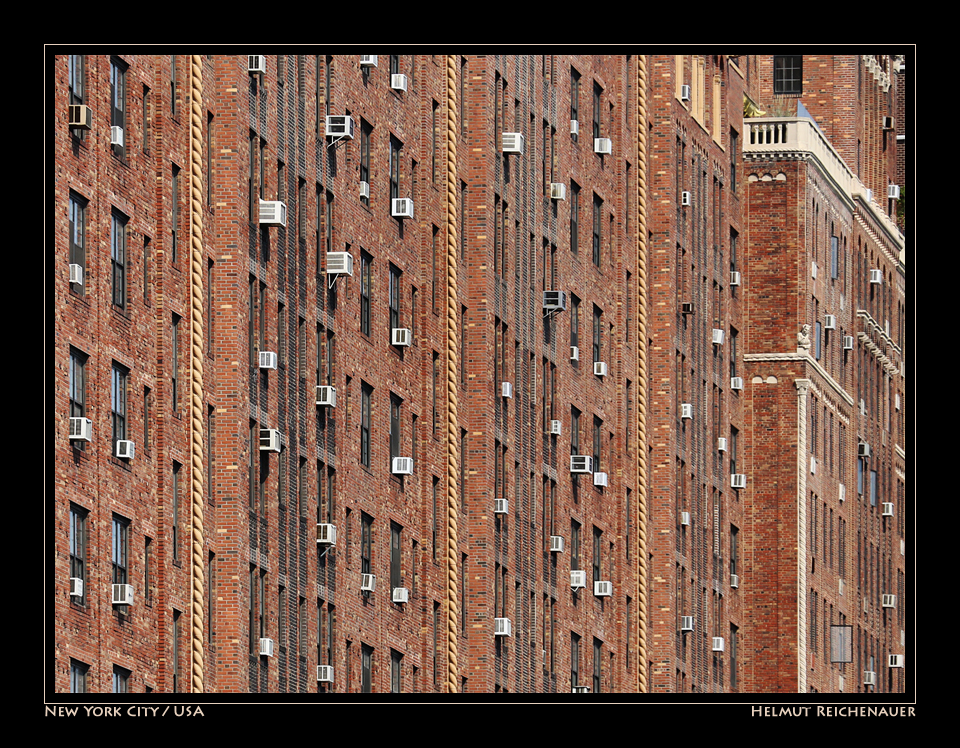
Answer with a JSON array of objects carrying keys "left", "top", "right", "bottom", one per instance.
[
  {"left": 112, "top": 665, "right": 130, "bottom": 693},
  {"left": 111, "top": 211, "right": 128, "bottom": 309},
  {"left": 71, "top": 660, "right": 88, "bottom": 693},
  {"left": 391, "top": 522, "right": 402, "bottom": 590},
  {"left": 592, "top": 306, "right": 602, "bottom": 364},
  {"left": 69, "top": 192, "right": 86, "bottom": 293},
  {"left": 592, "top": 527, "right": 602, "bottom": 584},
  {"left": 68, "top": 54, "right": 85, "bottom": 109},
  {"left": 571, "top": 633, "right": 581, "bottom": 688},
  {"left": 172, "top": 609, "right": 181, "bottom": 692},
  {"left": 112, "top": 515, "right": 130, "bottom": 586},
  {"left": 171, "top": 165, "right": 180, "bottom": 264},
  {"left": 69, "top": 347, "right": 87, "bottom": 430},
  {"left": 362, "top": 644, "right": 373, "bottom": 693},
  {"left": 172, "top": 462, "right": 181, "bottom": 562},
  {"left": 360, "top": 120, "right": 372, "bottom": 207},
  {"left": 389, "top": 265, "right": 402, "bottom": 335},
  {"left": 774, "top": 55, "right": 802, "bottom": 95},
  {"left": 592, "top": 194, "right": 602, "bottom": 267},
  {"left": 391, "top": 650, "right": 402, "bottom": 693},
  {"left": 361, "top": 383, "right": 372, "bottom": 468},
  {"left": 361, "top": 512, "right": 373, "bottom": 575},
  {"left": 390, "top": 136, "right": 402, "bottom": 204},
  {"left": 390, "top": 394, "right": 402, "bottom": 466},
  {"left": 592, "top": 82, "right": 602, "bottom": 140},
  {"left": 360, "top": 251, "right": 372, "bottom": 336},
  {"left": 111, "top": 363, "right": 129, "bottom": 450},
  {"left": 593, "top": 638, "right": 602, "bottom": 693},
  {"left": 172, "top": 314, "right": 181, "bottom": 412},
  {"left": 70, "top": 504, "right": 87, "bottom": 602},
  {"left": 110, "top": 58, "right": 127, "bottom": 158},
  {"left": 570, "top": 182, "right": 580, "bottom": 256},
  {"left": 570, "top": 68, "right": 580, "bottom": 141}
]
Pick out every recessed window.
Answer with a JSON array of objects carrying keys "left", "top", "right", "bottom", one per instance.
[
  {"left": 112, "top": 514, "right": 130, "bottom": 587},
  {"left": 111, "top": 211, "right": 128, "bottom": 309},
  {"left": 111, "top": 363, "right": 129, "bottom": 451},
  {"left": 360, "top": 250, "right": 372, "bottom": 336},
  {"left": 70, "top": 504, "right": 87, "bottom": 603},
  {"left": 110, "top": 57, "right": 127, "bottom": 158},
  {"left": 773, "top": 55, "right": 802, "bottom": 95},
  {"left": 69, "top": 192, "right": 87, "bottom": 293}
]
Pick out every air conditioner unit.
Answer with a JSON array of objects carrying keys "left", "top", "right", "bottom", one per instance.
[
  {"left": 681, "top": 403, "right": 693, "bottom": 420},
  {"left": 550, "top": 183, "right": 567, "bottom": 200},
  {"left": 680, "top": 511, "right": 691, "bottom": 526},
  {"left": 594, "top": 580, "right": 613, "bottom": 597},
  {"left": 325, "top": 115, "right": 356, "bottom": 140},
  {"left": 843, "top": 335, "right": 854, "bottom": 351},
  {"left": 680, "top": 84, "right": 691, "bottom": 102},
  {"left": 571, "top": 685, "right": 591, "bottom": 693},
  {"left": 895, "top": 393, "right": 900, "bottom": 411},
  {"left": 543, "top": 290, "right": 567, "bottom": 311},
  {"left": 69, "top": 417, "right": 93, "bottom": 442},
  {"left": 718, "top": 437, "right": 728, "bottom": 452},
  {"left": 681, "top": 616, "right": 694, "bottom": 632},
  {"left": 594, "top": 361, "right": 607, "bottom": 377},
  {"left": 550, "top": 536, "right": 565, "bottom": 553},
  {"left": 259, "top": 638, "right": 275, "bottom": 657},
  {"left": 864, "top": 188, "right": 873, "bottom": 203},
  {"left": 316, "top": 665, "right": 335, "bottom": 683},
  {"left": 69, "top": 104, "right": 92, "bottom": 131},
  {"left": 502, "top": 132, "right": 524, "bottom": 154},
  {"left": 888, "top": 655, "right": 904, "bottom": 669},
  {"left": 887, "top": 184, "right": 900, "bottom": 199},
  {"left": 316, "top": 524, "right": 338, "bottom": 546},
  {"left": 570, "top": 120, "right": 579, "bottom": 135},
  {"left": 681, "top": 191, "right": 691, "bottom": 206},
  {"left": 501, "top": 381, "right": 513, "bottom": 399},
  {"left": 882, "top": 503, "right": 894, "bottom": 517},
  {"left": 259, "top": 351, "right": 278, "bottom": 370},
  {"left": 863, "top": 671, "right": 876, "bottom": 686},
  {"left": 494, "top": 498, "right": 509, "bottom": 515},
  {"left": 570, "top": 455, "right": 593, "bottom": 473},
  {"left": 392, "top": 198, "right": 414, "bottom": 219},
  {"left": 731, "top": 474, "right": 746, "bottom": 490},
  {"left": 359, "top": 55, "right": 378, "bottom": 68},
  {"left": 594, "top": 137, "right": 612, "bottom": 155},
  {"left": 858, "top": 443, "right": 871, "bottom": 458},
  {"left": 593, "top": 472, "right": 608, "bottom": 488},
  {"left": 859, "top": 399, "right": 866, "bottom": 416},
  {"left": 392, "top": 587, "right": 410, "bottom": 604},
  {"left": 839, "top": 578, "right": 844, "bottom": 596},
  {"left": 824, "top": 315, "right": 836, "bottom": 330},
  {"left": 315, "top": 385, "right": 337, "bottom": 408},
  {"left": 839, "top": 483, "right": 846, "bottom": 502},
  {"left": 260, "top": 429, "right": 281, "bottom": 452},
  {"left": 548, "top": 420, "right": 562, "bottom": 436},
  {"left": 115, "top": 440, "right": 136, "bottom": 460},
  {"left": 390, "top": 73, "right": 408, "bottom": 92},
  {"left": 70, "top": 578, "right": 84, "bottom": 597},
  {"left": 259, "top": 200, "right": 288, "bottom": 227},
  {"left": 570, "top": 570, "right": 586, "bottom": 590},
  {"left": 392, "top": 327, "right": 413, "bottom": 347},
  {"left": 111, "top": 126, "right": 124, "bottom": 147},
  {"left": 712, "top": 329, "right": 725, "bottom": 345},
  {"left": 810, "top": 455, "right": 817, "bottom": 474},
  {"left": 570, "top": 346, "right": 580, "bottom": 362},
  {"left": 730, "top": 574, "right": 739, "bottom": 589},
  {"left": 69, "top": 264, "right": 84, "bottom": 285},
  {"left": 359, "top": 180, "right": 370, "bottom": 200},
  {"left": 326, "top": 251, "right": 354, "bottom": 276},
  {"left": 712, "top": 637, "right": 725, "bottom": 652},
  {"left": 869, "top": 269, "right": 882, "bottom": 285},
  {"left": 112, "top": 584, "right": 134, "bottom": 606},
  {"left": 392, "top": 456, "right": 414, "bottom": 475},
  {"left": 811, "top": 261, "right": 818, "bottom": 279},
  {"left": 494, "top": 617, "right": 513, "bottom": 636},
  {"left": 681, "top": 301, "right": 694, "bottom": 315},
  {"left": 248, "top": 56, "right": 267, "bottom": 74},
  {"left": 882, "top": 593, "right": 896, "bottom": 608},
  {"left": 730, "top": 271, "right": 741, "bottom": 287},
  {"left": 882, "top": 115, "right": 895, "bottom": 130},
  {"left": 361, "top": 574, "right": 377, "bottom": 593}
]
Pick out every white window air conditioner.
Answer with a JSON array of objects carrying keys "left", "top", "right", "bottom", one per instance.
[
  {"left": 882, "top": 593, "right": 896, "bottom": 609},
  {"left": 811, "top": 261, "right": 818, "bottom": 279},
  {"left": 824, "top": 315, "right": 836, "bottom": 330},
  {"left": 259, "top": 638, "right": 275, "bottom": 657},
  {"left": 360, "top": 55, "right": 378, "bottom": 68},
  {"left": 863, "top": 671, "right": 876, "bottom": 686},
  {"left": 839, "top": 578, "right": 844, "bottom": 596},
  {"left": 839, "top": 483, "right": 846, "bottom": 503},
  {"left": 392, "top": 587, "right": 410, "bottom": 604},
  {"left": 359, "top": 180, "right": 370, "bottom": 200},
  {"left": 712, "top": 637, "right": 725, "bottom": 652},
  {"left": 859, "top": 399, "right": 866, "bottom": 416},
  {"left": 838, "top": 675, "right": 845, "bottom": 692},
  {"left": 260, "top": 429, "right": 281, "bottom": 452},
  {"left": 69, "top": 263, "right": 84, "bottom": 286},
  {"left": 594, "top": 580, "right": 613, "bottom": 597},
  {"left": 882, "top": 115, "right": 895, "bottom": 130},
  {"left": 730, "top": 574, "right": 739, "bottom": 589},
  {"left": 494, "top": 618, "right": 513, "bottom": 637},
  {"left": 501, "top": 381, "right": 513, "bottom": 399},
  {"left": 550, "top": 536, "right": 565, "bottom": 553},
  {"left": 680, "top": 84, "right": 691, "bottom": 102},
  {"left": 731, "top": 474, "right": 746, "bottom": 490},
  {"left": 392, "top": 456, "right": 414, "bottom": 475},
  {"left": 392, "top": 197, "right": 414, "bottom": 219},
  {"left": 843, "top": 335, "right": 854, "bottom": 351},
  {"left": 315, "top": 385, "right": 337, "bottom": 408},
  {"left": 712, "top": 329, "right": 725, "bottom": 345},
  {"left": 680, "top": 511, "right": 691, "bottom": 527},
  {"left": 888, "top": 655, "right": 904, "bottom": 669},
  {"left": 594, "top": 361, "right": 607, "bottom": 377},
  {"left": 316, "top": 523, "right": 338, "bottom": 546},
  {"left": 502, "top": 132, "right": 525, "bottom": 154},
  {"left": 494, "top": 498, "right": 509, "bottom": 515},
  {"left": 361, "top": 574, "right": 377, "bottom": 593},
  {"left": 681, "top": 616, "right": 694, "bottom": 632},
  {"left": 259, "top": 200, "right": 288, "bottom": 227},
  {"left": 732, "top": 376, "right": 744, "bottom": 391},
  {"left": 864, "top": 188, "right": 873, "bottom": 203},
  {"left": 550, "top": 183, "right": 567, "bottom": 200},
  {"left": 316, "top": 665, "right": 335, "bottom": 683},
  {"left": 111, "top": 126, "right": 124, "bottom": 147},
  {"left": 391, "top": 73, "right": 408, "bottom": 92},
  {"left": 593, "top": 472, "right": 608, "bottom": 488},
  {"left": 869, "top": 269, "right": 882, "bottom": 285},
  {"left": 112, "top": 584, "right": 134, "bottom": 606},
  {"left": 69, "top": 104, "right": 93, "bottom": 131},
  {"left": 571, "top": 685, "right": 591, "bottom": 693},
  {"left": 681, "top": 403, "right": 693, "bottom": 420},
  {"left": 858, "top": 442, "right": 871, "bottom": 458},
  {"left": 594, "top": 138, "right": 612, "bottom": 155},
  {"left": 570, "top": 455, "right": 593, "bottom": 474},
  {"left": 548, "top": 420, "right": 562, "bottom": 436},
  {"left": 681, "top": 301, "right": 694, "bottom": 315},
  {"left": 115, "top": 440, "right": 136, "bottom": 460},
  {"left": 681, "top": 191, "right": 691, "bottom": 206},
  {"left": 70, "top": 417, "right": 93, "bottom": 442},
  {"left": 543, "top": 290, "right": 567, "bottom": 311},
  {"left": 70, "top": 577, "right": 84, "bottom": 597},
  {"left": 570, "top": 346, "right": 580, "bottom": 362},
  {"left": 325, "top": 115, "right": 356, "bottom": 140},
  {"left": 730, "top": 271, "right": 741, "bottom": 287},
  {"left": 887, "top": 184, "right": 900, "bottom": 199},
  {"left": 570, "top": 570, "right": 587, "bottom": 590},
  {"left": 895, "top": 393, "right": 901, "bottom": 411},
  {"left": 882, "top": 503, "right": 894, "bottom": 517},
  {"left": 248, "top": 56, "right": 266, "bottom": 74},
  {"left": 259, "top": 351, "right": 278, "bottom": 370},
  {"left": 326, "top": 251, "right": 354, "bottom": 277},
  {"left": 810, "top": 455, "right": 817, "bottom": 475},
  {"left": 392, "top": 327, "right": 413, "bottom": 347},
  {"left": 717, "top": 437, "right": 728, "bottom": 452},
  {"left": 570, "top": 120, "right": 579, "bottom": 136}
]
